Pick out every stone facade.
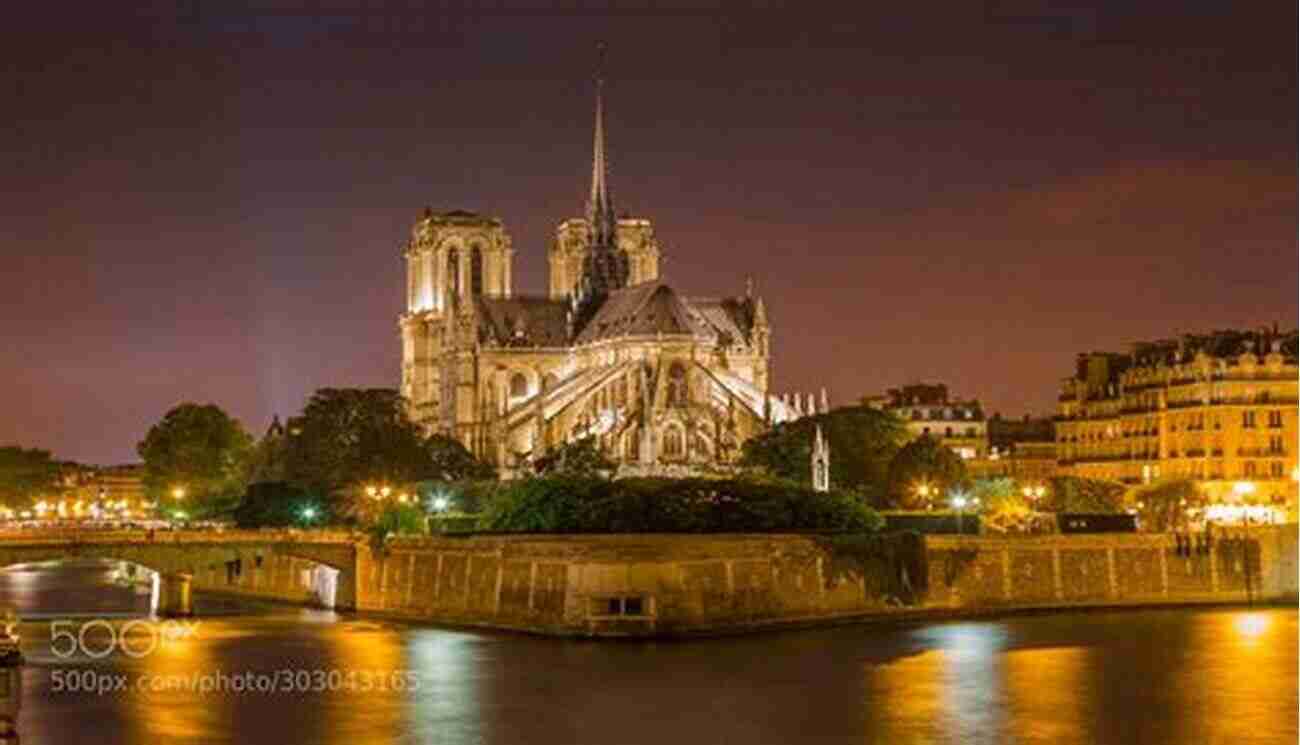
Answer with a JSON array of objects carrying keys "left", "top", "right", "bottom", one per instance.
[
  {"left": 1056, "top": 328, "right": 1298, "bottom": 516},
  {"left": 864, "top": 382, "right": 989, "bottom": 459},
  {"left": 398, "top": 68, "right": 797, "bottom": 473},
  {"left": 197, "top": 527, "right": 1299, "bottom": 637}
]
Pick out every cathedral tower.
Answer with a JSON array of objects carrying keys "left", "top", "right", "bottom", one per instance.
[
  {"left": 400, "top": 208, "right": 514, "bottom": 427},
  {"left": 549, "top": 45, "right": 661, "bottom": 300}
]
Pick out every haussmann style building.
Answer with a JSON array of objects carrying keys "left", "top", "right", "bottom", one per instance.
[{"left": 1056, "top": 328, "right": 1299, "bottom": 520}]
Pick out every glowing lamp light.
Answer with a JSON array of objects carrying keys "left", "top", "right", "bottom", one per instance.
[
  {"left": 432, "top": 496, "right": 450, "bottom": 512},
  {"left": 1232, "top": 481, "right": 1256, "bottom": 497},
  {"left": 301, "top": 506, "right": 318, "bottom": 523}
]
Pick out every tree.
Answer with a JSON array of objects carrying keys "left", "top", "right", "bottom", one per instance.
[
  {"left": 0, "top": 447, "right": 63, "bottom": 508},
  {"left": 231, "top": 482, "right": 333, "bottom": 529},
  {"left": 428, "top": 434, "right": 496, "bottom": 481},
  {"left": 137, "top": 403, "right": 253, "bottom": 511},
  {"left": 1043, "top": 475, "right": 1126, "bottom": 514},
  {"left": 283, "top": 388, "right": 491, "bottom": 496},
  {"left": 885, "top": 434, "right": 968, "bottom": 509},
  {"left": 740, "top": 406, "right": 907, "bottom": 498},
  {"left": 533, "top": 436, "right": 616, "bottom": 478},
  {"left": 1132, "top": 479, "right": 1201, "bottom": 532}
]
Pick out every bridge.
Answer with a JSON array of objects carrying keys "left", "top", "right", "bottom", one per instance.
[{"left": 0, "top": 529, "right": 362, "bottom": 615}]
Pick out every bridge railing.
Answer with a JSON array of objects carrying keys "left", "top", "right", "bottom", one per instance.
[{"left": 0, "top": 527, "right": 361, "bottom": 545}]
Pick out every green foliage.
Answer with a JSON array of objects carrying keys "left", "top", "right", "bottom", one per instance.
[
  {"left": 282, "top": 388, "right": 493, "bottom": 496},
  {"left": 885, "top": 435, "right": 968, "bottom": 509},
  {"left": 0, "top": 447, "right": 63, "bottom": 508},
  {"left": 970, "top": 477, "right": 1029, "bottom": 533},
  {"left": 481, "top": 476, "right": 883, "bottom": 534},
  {"left": 1044, "top": 475, "right": 1126, "bottom": 514},
  {"left": 532, "top": 436, "right": 616, "bottom": 478},
  {"left": 740, "top": 406, "right": 907, "bottom": 499},
  {"left": 430, "top": 479, "right": 503, "bottom": 515},
  {"left": 231, "top": 482, "right": 335, "bottom": 529},
  {"left": 368, "top": 504, "right": 428, "bottom": 549},
  {"left": 136, "top": 403, "right": 253, "bottom": 510},
  {"left": 1132, "top": 479, "right": 1201, "bottom": 532},
  {"left": 428, "top": 434, "right": 496, "bottom": 482}
]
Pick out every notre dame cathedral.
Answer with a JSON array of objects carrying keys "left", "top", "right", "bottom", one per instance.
[{"left": 398, "top": 60, "right": 814, "bottom": 474}]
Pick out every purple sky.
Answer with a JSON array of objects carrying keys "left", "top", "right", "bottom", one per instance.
[{"left": 2, "top": 3, "right": 1295, "bottom": 464}]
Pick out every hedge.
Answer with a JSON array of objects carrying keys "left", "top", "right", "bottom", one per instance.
[{"left": 480, "top": 476, "right": 883, "bottom": 534}]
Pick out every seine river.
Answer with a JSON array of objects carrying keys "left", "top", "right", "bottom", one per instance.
[{"left": 0, "top": 562, "right": 1294, "bottom": 744}]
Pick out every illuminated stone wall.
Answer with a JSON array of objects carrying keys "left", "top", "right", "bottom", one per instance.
[{"left": 332, "top": 527, "right": 1298, "bottom": 636}]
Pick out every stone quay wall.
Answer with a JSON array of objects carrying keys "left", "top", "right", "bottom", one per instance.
[{"left": 192, "top": 525, "right": 1297, "bottom": 637}]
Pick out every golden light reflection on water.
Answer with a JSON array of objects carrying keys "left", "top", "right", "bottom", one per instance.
[
  {"left": 1174, "top": 610, "right": 1296, "bottom": 745},
  {"left": 866, "top": 625, "right": 1091, "bottom": 745},
  {"left": 130, "top": 617, "right": 229, "bottom": 742}
]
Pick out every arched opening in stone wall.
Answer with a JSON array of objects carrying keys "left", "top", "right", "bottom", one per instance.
[
  {"left": 471, "top": 245, "right": 484, "bottom": 295},
  {"left": 447, "top": 248, "right": 461, "bottom": 298},
  {"left": 667, "top": 362, "right": 688, "bottom": 407},
  {"left": 0, "top": 558, "right": 168, "bottom": 616}
]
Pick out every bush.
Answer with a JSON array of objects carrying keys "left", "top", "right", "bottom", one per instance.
[
  {"left": 480, "top": 476, "right": 883, "bottom": 534},
  {"left": 232, "top": 482, "right": 336, "bottom": 528}
]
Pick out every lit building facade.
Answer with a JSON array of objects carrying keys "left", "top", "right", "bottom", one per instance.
[
  {"left": 864, "top": 383, "right": 989, "bottom": 460},
  {"left": 1056, "top": 328, "right": 1299, "bottom": 516},
  {"left": 398, "top": 63, "right": 799, "bottom": 473}
]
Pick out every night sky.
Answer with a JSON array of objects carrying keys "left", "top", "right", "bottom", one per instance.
[{"left": 3, "top": 3, "right": 1295, "bottom": 464}]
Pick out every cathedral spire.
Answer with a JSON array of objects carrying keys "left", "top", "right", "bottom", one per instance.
[{"left": 586, "top": 41, "right": 616, "bottom": 248}]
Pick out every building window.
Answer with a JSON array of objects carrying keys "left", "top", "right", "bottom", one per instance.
[
  {"left": 1268, "top": 410, "right": 1284, "bottom": 428},
  {"left": 1269, "top": 436, "right": 1285, "bottom": 454},
  {"left": 447, "top": 248, "right": 460, "bottom": 297},
  {"left": 1270, "top": 461, "right": 1285, "bottom": 478},
  {"left": 1244, "top": 461, "right": 1257, "bottom": 478},
  {"left": 470, "top": 245, "right": 484, "bottom": 295},
  {"left": 509, "top": 373, "right": 528, "bottom": 399},
  {"left": 966, "top": 427, "right": 976, "bottom": 437},
  {"left": 667, "top": 362, "right": 688, "bottom": 406},
  {"left": 591, "top": 596, "right": 650, "bottom": 617},
  {"left": 542, "top": 372, "right": 559, "bottom": 392},
  {"left": 1242, "top": 411, "right": 1256, "bottom": 428},
  {"left": 944, "top": 427, "right": 953, "bottom": 437},
  {"left": 663, "top": 427, "right": 684, "bottom": 458}
]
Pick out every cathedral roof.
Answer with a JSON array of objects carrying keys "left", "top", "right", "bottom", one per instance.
[
  {"left": 473, "top": 296, "right": 571, "bottom": 347},
  {"left": 573, "top": 281, "right": 699, "bottom": 344}
]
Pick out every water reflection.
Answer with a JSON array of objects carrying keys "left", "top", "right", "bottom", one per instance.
[{"left": 0, "top": 564, "right": 1292, "bottom": 745}]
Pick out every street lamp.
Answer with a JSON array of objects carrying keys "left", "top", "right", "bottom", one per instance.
[
  {"left": 300, "top": 506, "right": 318, "bottom": 525},
  {"left": 432, "top": 496, "right": 450, "bottom": 513},
  {"left": 171, "top": 486, "right": 186, "bottom": 501},
  {"left": 915, "top": 482, "right": 933, "bottom": 510},
  {"left": 365, "top": 485, "right": 378, "bottom": 499},
  {"left": 952, "top": 492, "right": 969, "bottom": 535}
]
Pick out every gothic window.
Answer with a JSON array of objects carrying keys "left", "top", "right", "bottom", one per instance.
[
  {"left": 447, "top": 248, "right": 461, "bottom": 297},
  {"left": 664, "top": 427, "right": 684, "bottom": 458},
  {"left": 471, "top": 245, "right": 484, "bottom": 295},
  {"left": 542, "top": 372, "right": 559, "bottom": 391},
  {"left": 626, "top": 429, "right": 640, "bottom": 460},
  {"left": 509, "top": 372, "right": 528, "bottom": 399},
  {"left": 667, "top": 362, "right": 688, "bottom": 406}
]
